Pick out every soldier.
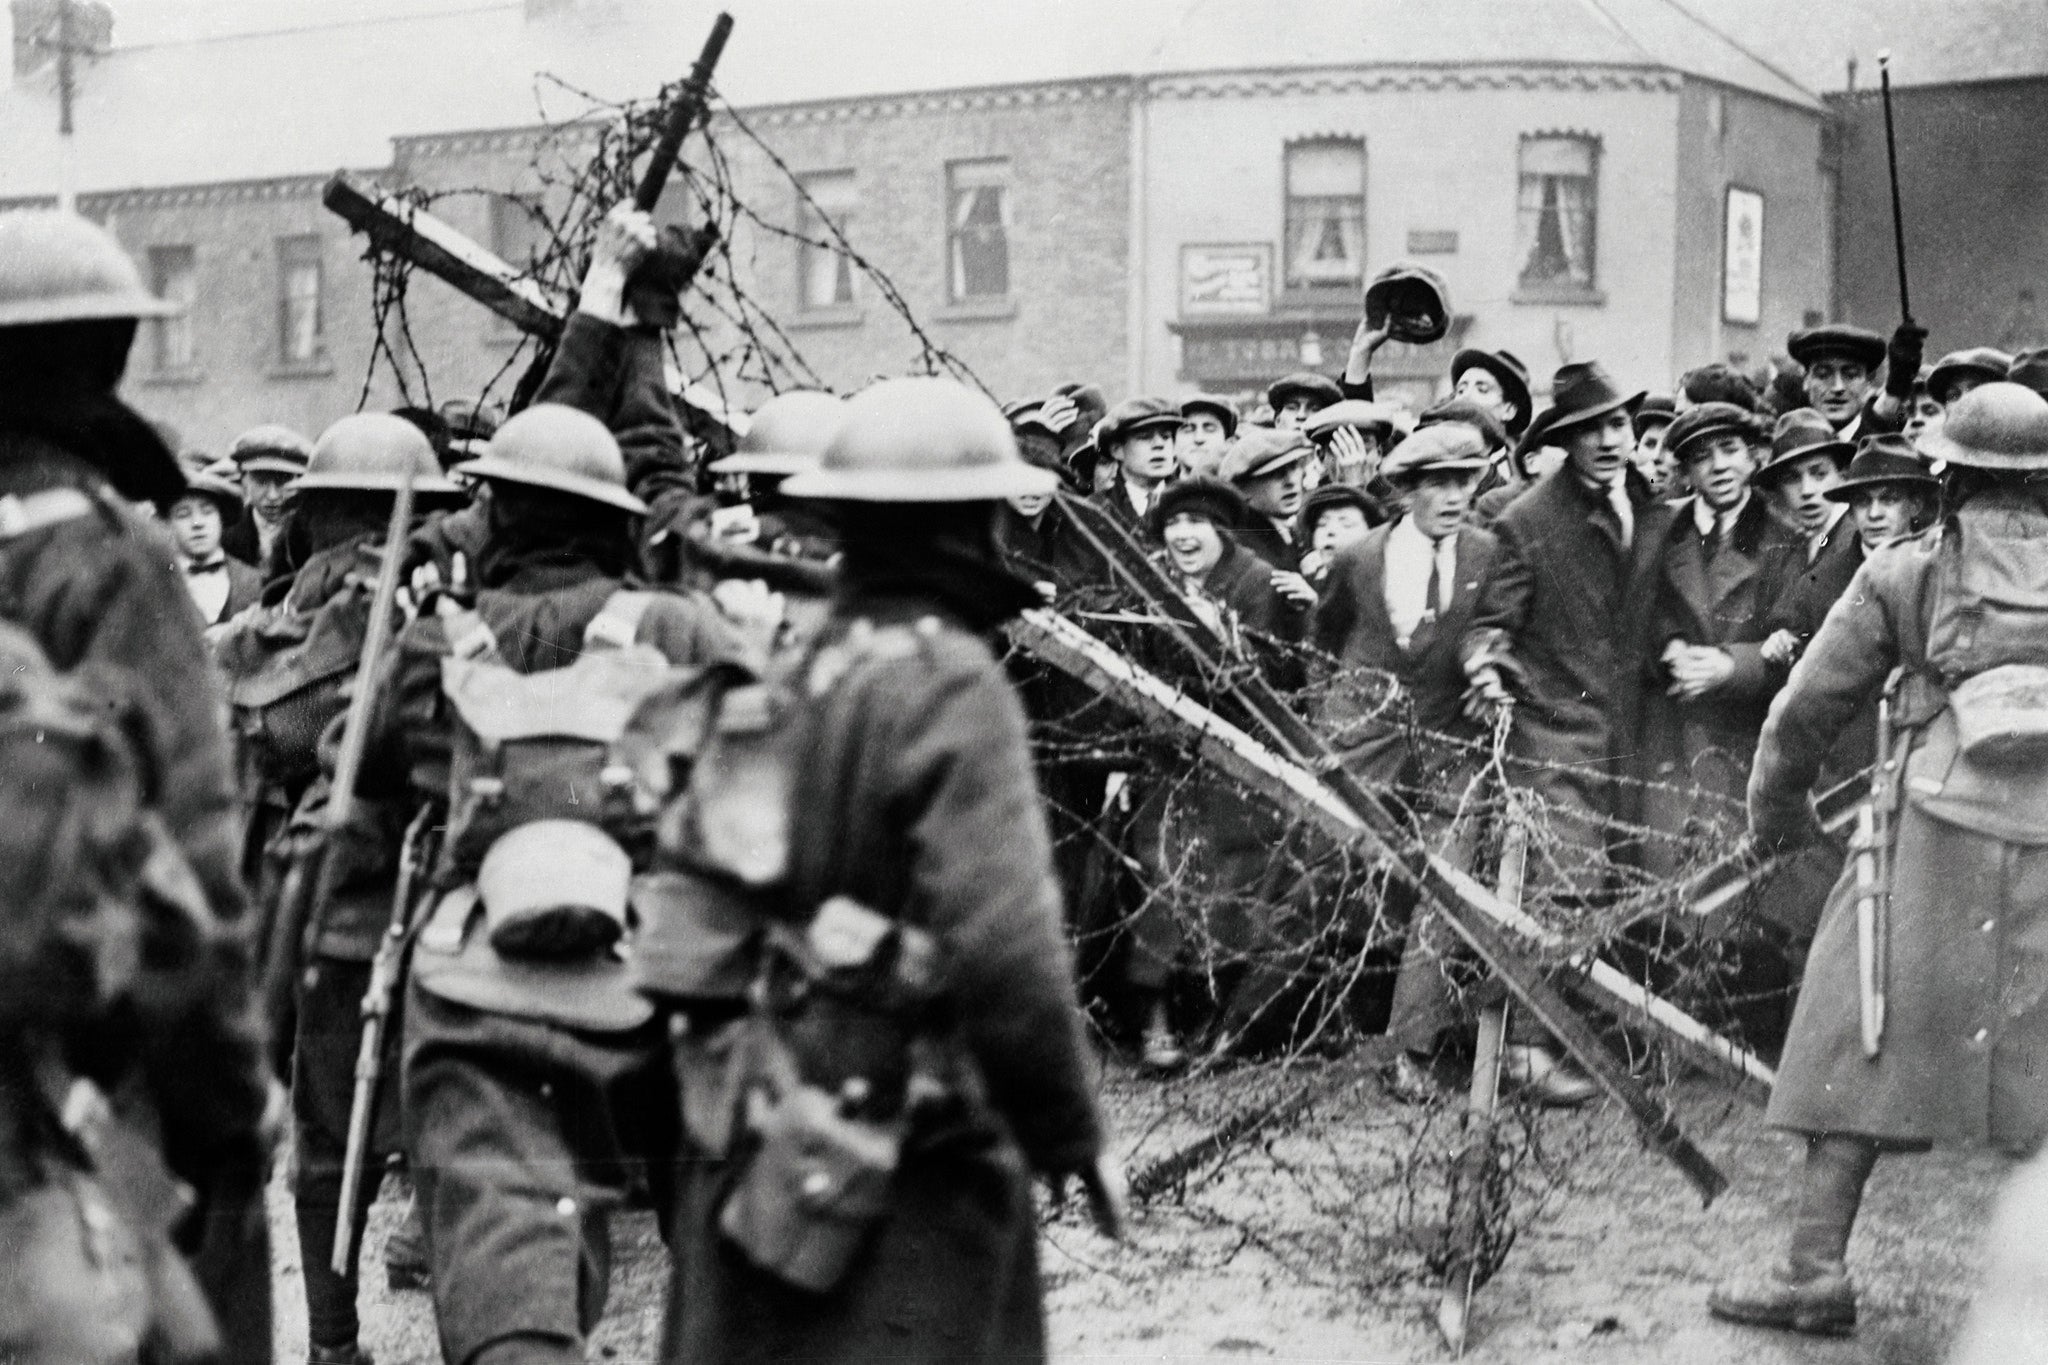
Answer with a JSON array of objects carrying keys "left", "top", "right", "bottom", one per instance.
[
  {"left": 364, "top": 402, "right": 753, "bottom": 1365},
  {"left": 649, "top": 376, "right": 1120, "bottom": 1363},
  {"left": 215, "top": 414, "right": 467, "bottom": 1365},
  {"left": 0, "top": 209, "right": 271, "bottom": 1362},
  {"left": 1708, "top": 383, "right": 2048, "bottom": 1336}
]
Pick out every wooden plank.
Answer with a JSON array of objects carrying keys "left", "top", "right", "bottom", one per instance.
[{"left": 322, "top": 170, "right": 750, "bottom": 443}]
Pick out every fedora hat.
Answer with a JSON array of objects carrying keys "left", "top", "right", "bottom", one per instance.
[
  {"left": 1755, "top": 408, "right": 1855, "bottom": 483},
  {"left": 1916, "top": 381, "right": 2048, "bottom": 472},
  {"left": 1926, "top": 347, "right": 2014, "bottom": 405},
  {"left": 1662, "top": 402, "right": 1758, "bottom": 464},
  {"left": 1449, "top": 348, "right": 1532, "bottom": 436},
  {"left": 1520, "top": 362, "right": 1644, "bottom": 453},
  {"left": 1787, "top": 324, "right": 1886, "bottom": 371},
  {"left": 1365, "top": 262, "right": 1451, "bottom": 345},
  {"left": 1825, "top": 435, "right": 1939, "bottom": 501}
]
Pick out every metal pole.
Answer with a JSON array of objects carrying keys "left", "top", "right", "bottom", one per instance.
[{"left": 1877, "top": 51, "right": 1913, "bottom": 325}]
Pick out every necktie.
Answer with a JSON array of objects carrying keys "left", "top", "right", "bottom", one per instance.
[
  {"left": 185, "top": 557, "right": 226, "bottom": 575},
  {"left": 1608, "top": 481, "right": 1634, "bottom": 550},
  {"left": 1422, "top": 548, "right": 1442, "bottom": 627}
]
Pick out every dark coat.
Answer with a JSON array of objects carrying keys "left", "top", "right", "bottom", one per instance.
[
  {"left": 1235, "top": 514, "right": 1300, "bottom": 571},
  {"left": 1089, "top": 473, "right": 1158, "bottom": 549},
  {"left": 995, "top": 500, "right": 1099, "bottom": 593},
  {"left": 1461, "top": 464, "right": 1675, "bottom": 880},
  {"left": 663, "top": 595, "right": 1104, "bottom": 1365},
  {"left": 1311, "top": 521, "right": 1498, "bottom": 792},
  {"left": 1635, "top": 495, "right": 1802, "bottom": 876},
  {"left": 1756, "top": 499, "right": 2048, "bottom": 1149}
]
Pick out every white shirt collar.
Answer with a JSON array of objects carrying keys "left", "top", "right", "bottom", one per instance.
[
  {"left": 1384, "top": 515, "right": 1457, "bottom": 649},
  {"left": 1691, "top": 490, "right": 1749, "bottom": 539}
]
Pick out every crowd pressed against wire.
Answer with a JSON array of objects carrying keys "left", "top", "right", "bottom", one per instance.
[{"left": 3, "top": 193, "right": 2047, "bottom": 1365}]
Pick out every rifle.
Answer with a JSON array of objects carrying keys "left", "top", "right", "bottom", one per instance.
[
  {"left": 1049, "top": 491, "right": 1730, "bottom": 1204},
  {"left": 256, "top": 473, "right": 418, "bottom": 1054},
  {"left": 619, "top": 14, "right": 733, "bottom": 318},
  {"left": 332, "top": 805, "right": 437, "bottom": 1276}
]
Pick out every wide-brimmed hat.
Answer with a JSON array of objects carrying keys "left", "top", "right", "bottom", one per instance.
[
  {"left": 1365, "top": 262, "right": 1451, "bottom": 345},
  {"left": 1303, "top": 399, "right": 1412, "bottom": 444},
  {"left": 1179, "top": 393, "right": 1238, "bottom": 438},
  {"left": 1381, "top": 423, "right": 1490, "bottom": 483},
  {"left": 1926, "top": 347, "right": 2014, "bottom": 405},
  {"left": 1149, "top": 476, "right": 1247, "bottom": 538},
  {"left": 780, "top": 376, "right": 1057, "bottom": 503},
  {"left": 1825, "top": 435, "right": 1940, "bottom": 501},
  {"left": 1520, "top": 362, "right": 1645, "bottom": 454},
  {"left": 1097, "top": 396, "right": 1184, "bottom": 450},
  {"left": 1217, "top": 426, "right": 1313, "bottom": 484},
  {"left": 1265, "top": 371, "right": 1343, "bottom": 414},
  {"left": 168, "top": 456, "right": 243, "bottom": 519},
  {"left": 1787, "top": 324, "right": 1886, "bottom": 371},
  {"left": 1662, "top": 402, "right": 1759, "bottom": 464},
  {"left": 229, "top": 424, "right": 314, "bottom": 478},
  {"left": 1916, "top": 382, "right": 2048, "bottom": 472},
  {"left": 1449, "top": 348, "right": 1532, "bottom": 436},
  {"left": 1755, "top": 408, "right": 1855, "bottom": 483}
]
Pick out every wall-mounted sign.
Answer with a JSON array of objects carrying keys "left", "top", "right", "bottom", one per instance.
[
  {"left": 1180, "top": 243, "right": 1272, "bottom": 317},
  {"left": 1723, "top": 186, "right": 1764, "bottom": 326}
]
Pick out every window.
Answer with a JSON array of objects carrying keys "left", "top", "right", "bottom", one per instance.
[
  {"left": 148, "top": 245, "right": 196, "bottom": 374},
  {"left": 277, "top": 235, "right": 324, "bottom": 365},
  {"left": 1516, "top": 134, "right": 1599, "bottom": 293},
  {"left": 946, "top": 159, "right": 1010, "bottom": 301},
  {"left": 797, "top": 171, "right": 857, "bottom": 310},
  {"left": 1282, "top": 138, "right": 1365, "bottom": 294}
]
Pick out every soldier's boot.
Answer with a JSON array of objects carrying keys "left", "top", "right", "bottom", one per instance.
[
  {"left": 1708, "top": 1133, "right": 1878, "bottom": 1337},
  {"left": 383, "top": 1193, "right": 431, "bottom": 1291}
]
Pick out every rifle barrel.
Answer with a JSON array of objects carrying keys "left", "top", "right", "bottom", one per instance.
[{"left": 633, "top": 12, "right": 735, "bottom": 212}]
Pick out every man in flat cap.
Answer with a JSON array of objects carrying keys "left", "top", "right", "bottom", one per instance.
[
  {"left": 1785, "top": 321, "right": 1919, "bottom": 442},
  {"left": 1091, "top": 396, "right": 1184, "bottom": 539}
]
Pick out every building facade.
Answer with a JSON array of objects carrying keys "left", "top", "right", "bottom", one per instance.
[{"left": 1, "top": 0, "right": 1846, "bottom": 451}]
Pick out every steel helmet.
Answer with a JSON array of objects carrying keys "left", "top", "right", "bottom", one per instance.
[
  {"left": 0, "top": 211, "right": 178, "bottom": 328},
  {"left": 1917, "top": 381, "right": 2048, "bottom": 472},
  {"left": 296, "top": 412, "right": 462, "bottom": 496},
  {"left": 709, "top": 389, "right": 846, "bottom": 476},
  {"left": 456, "top": 403, "right": 648, "bottom": 513},
  {"left": 781, "top": 376, "right": 1057, "bottom": 503}
]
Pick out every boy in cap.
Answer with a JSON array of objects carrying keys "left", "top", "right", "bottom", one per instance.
[
  {"left": 1632, "top": 394, "right": 1679, "bottom": 495},
  {"left": 1092, "top": 396, "right": 1184, "bottom": 537},
  {"left": 1266, "top": 372, "right": 1344, "bottom": 432},
  {"left": 1926, "top": 346, "right": 2011, "bottom": 408},
  {"left": 1310, "top": 425, "right": 1500, "bottom": 1099},
  {"left": 224, "top": 423, "right": 313, "bottom": 568},
  {"left": 1754, "top": 412, "right": 1858, "bottom": 665},
  {"left": 166, "top": 461, "right": 262, "bottom": 627},
  {"left": 1302, "top": 399, "right": 1409, "bottom": 494},
  {"left": 1297, "top": 483, "right": 1383, "bottom": 587},
  {"left": 1217, "top": 427, "right": 1320, "bottom": 620}
]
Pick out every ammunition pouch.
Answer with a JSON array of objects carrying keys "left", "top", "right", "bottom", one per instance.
[{"left": 1947, "top": 662, "right": 2048, "bottom": 765}]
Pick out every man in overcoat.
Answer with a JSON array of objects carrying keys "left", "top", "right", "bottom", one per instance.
[{"left": 1709, "top": 383, "right": 2048, "bottom": 1336}]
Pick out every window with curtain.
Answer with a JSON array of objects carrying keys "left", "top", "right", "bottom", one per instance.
[
  {"left": 1282, "top": 138, "right": 1365, "bottom": 293},
  {"left": 277, "top": 235, "right": 324, "bottom": 365},
  {"left": 148, "top": 245, "right": 195, "bottom": 373},
  {"left": 947, "top": 159, "right": 1010, "bottom": 301},
  {"left": 798, "top": 170, "right": 858, "bottom": 309},
  {"left": 1516, "top": 134, "right": 1599, "bottom": 292}
]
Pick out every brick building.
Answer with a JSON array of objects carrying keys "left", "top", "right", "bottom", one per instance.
[{"left": 0, "top": 0, "right": 1916, "bottom": 450}]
